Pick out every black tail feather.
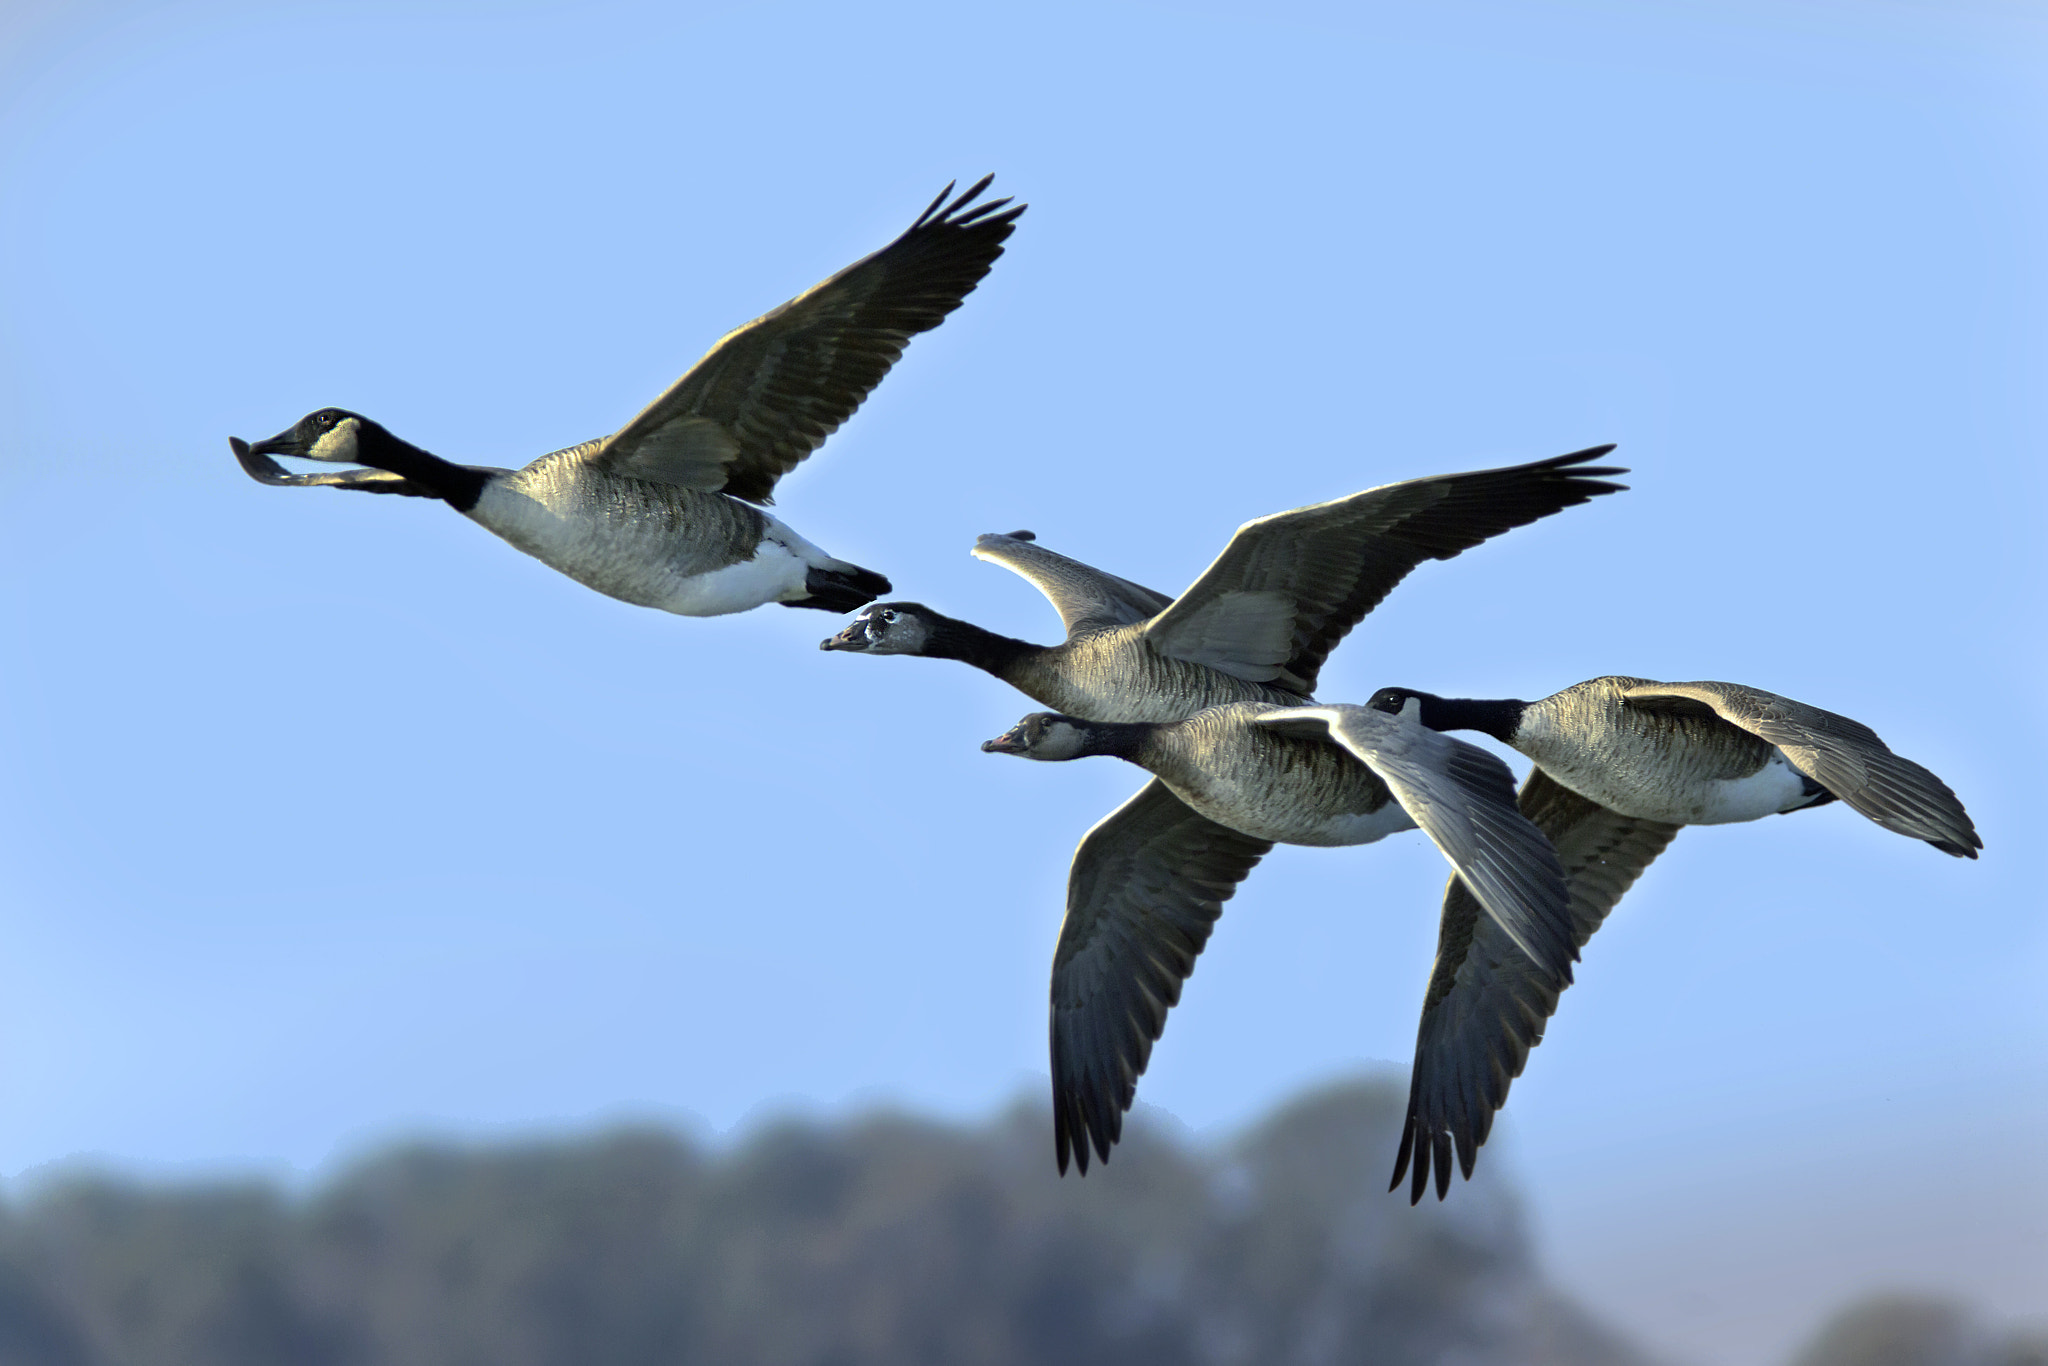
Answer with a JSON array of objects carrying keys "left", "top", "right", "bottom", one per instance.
[{"left": 782, "top": 563, "right": 892, "bottom": 613}]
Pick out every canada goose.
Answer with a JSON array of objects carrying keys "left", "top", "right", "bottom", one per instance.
[
  {"left": 981, "top": 699, "right": 1573, "bottom": 1176},
  {"left": 1367, "top": 677, "right": 1981, "bottom": 1201},
  {"left": 230, "top": 178, "right": 1023, "bottom": 616},
  {"left": 820, "top": 447, "right": 1626, "bottom": 721}
]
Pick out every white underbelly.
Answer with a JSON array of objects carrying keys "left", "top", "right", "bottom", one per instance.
[
  {"left": 1546, "top": 749, "right": 1812, "bottom": 825},
  {"left": 468, "top": 481, "right": 812, "bottom": 617},
  {"left": 1282, "top": 801, "right": 1420, "bottom": 848},
  {"left": 1171, "top": 781, "right": 1418, "bottom": 848},
  {"left": 648, "top": 542, "right": 811, "bottom": 616}
]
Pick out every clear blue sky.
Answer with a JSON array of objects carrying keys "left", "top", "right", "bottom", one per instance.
[{"left": 1, "top": 2, "right": 2042, "bottom": 1362}]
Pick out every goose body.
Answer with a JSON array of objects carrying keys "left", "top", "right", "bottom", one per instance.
[
  {"left": 466, "top": 449, "right": 844, "bottom": 616},
  {"left": 983, "top": 700, "right": 1573, "bottom": 1175},
  {"left": 821, "top": 447, "right": 1627, "bottom": 717},
  {"left": 1378, "top": 676, "right": 1979, "bottom": 852},
  {"left": 996, "top": 703, "right": 1424, "bottom": 846},
  {"left": 1368, "top": 677, "right": 1980, "bottom": 1202},
  {"left": 1493, "top": 676, "right": 1825, "bottom": 825},
  {"left": 231, "top": 178, "right": 1024, "bottom": 617}
]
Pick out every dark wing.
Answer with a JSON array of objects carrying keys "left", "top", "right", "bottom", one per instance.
[
  {"left": 1623, "top": 681, "right": 1981, "bottom": 858},
  {"left": 1392, "top": 769, "right": 1681, "bottom": 1202},
  {"left": 972, "top": 532, "right": 1177, "bottom": 638},
  {"left": 585, "top": 178, "right": 1024, "bottom": 504},
  {"left": 230, "top": 437, "right": 509, "bottom": 497},
  {"left": 1050, "top": 779, "right": 1272, "bottom": 1174},
  {"left": 1262, "top": 704, "right": 1576, "bottom": 982},
  {"left": 1141, "top": 447, "right": 1625, "bottom": 693}
]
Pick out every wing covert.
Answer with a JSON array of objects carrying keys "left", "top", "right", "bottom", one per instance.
[
  {"left": 587, "top": 177, "right": 1024, "bottom": 503},
  {"left": 1142, "top": 447, "right": 1625, "bottom": 693}
]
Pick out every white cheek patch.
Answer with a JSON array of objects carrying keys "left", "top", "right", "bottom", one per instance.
[{"left": 310, "top": 419, "right": 362, "bottom": 464}]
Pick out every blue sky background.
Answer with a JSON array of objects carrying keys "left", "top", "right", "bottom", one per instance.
[{"left": 1, "top": 2, "right": 2043, "bottom": 1362}]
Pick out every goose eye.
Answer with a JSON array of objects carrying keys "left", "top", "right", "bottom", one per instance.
[{"left": 880, "top": 609, "right": 898, "bottom": 623}]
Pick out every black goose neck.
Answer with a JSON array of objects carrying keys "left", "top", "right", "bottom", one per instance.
[
  {"left": 926, "top": 616, "right": 1040, "bottom": 677},
  {"left": 1422, "top": 695, "right": 1527, "bottom": 744},
  {"left": 359, "top": 425, "right": 491, "bottom": 512},
  {"left": 1074, "top": 719, "right": 1152, "bottom": 762}
]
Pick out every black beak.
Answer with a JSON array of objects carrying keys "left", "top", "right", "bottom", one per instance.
[
  {"left": 981, "top": 729, "right": 1028, "bottom": 755},
  {"left": 230, "top": 435, "right": 304, "bottom": 485},
  {"left": 246, "top": 424, "right": 308, "bottom": 459}
]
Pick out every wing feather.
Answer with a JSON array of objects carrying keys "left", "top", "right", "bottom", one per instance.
[
  {"left": 1391, "top": 770, "right": 1681, "bottom": 1201},
  {"left": 1269, "top": 704, "right": 1576, "bottom": 980},
  {"left": 973, "top": 532, "right": 1177, "bottom": 638},
  {"left": 1623, "top": 681, "right": 1981, "bottom": 858},
  {"left": 1142, "top": 447, "right": 1625, "bottom": 692},
  {"left": 587, "top": 178, "right": 1024, "bottom": 503},
  {"left": 1049, "top": 779, "right": 1272, "bottom": 1173}
]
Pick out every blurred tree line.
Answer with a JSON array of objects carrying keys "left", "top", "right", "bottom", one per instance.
[{"left": 0, "top": 1077, "right": 2033, "bottom": 1366}]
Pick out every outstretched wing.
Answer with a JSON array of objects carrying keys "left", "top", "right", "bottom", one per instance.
[
  {"left": 972, "top": 532, "right": 1177, "bottom": 638},
  {"left": 1392, "top": 770, "right": 1680, "bottom": 1202},
  {"left": 1262, "top": 703, "right": 1575, "bottom": 982},
  {"left": 1141, "top": 448, "right": 1625, "bottom": 693},
  {"left": 585, "top": 178, "right": 1024, "bottom": 504},
  {"left": 1622, "top": 681, "right": 1981, "bottom": 858},
  {"left": 1049, "top": 779, "right": 1272, "bottom": 1174}
]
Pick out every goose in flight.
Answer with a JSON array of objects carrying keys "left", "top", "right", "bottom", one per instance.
[
  {"left": 1366, "top": 676, "right": 1980, "bottom": 1201},
  {"left": 981, "top": 699, "right": 1573, "bottom": 1176},
  {"left": 231, "top": 178, "right": 1024, "bottom": 616},
  {"left": 822, "top": 447, "right": 1626, "bottom": 717}
]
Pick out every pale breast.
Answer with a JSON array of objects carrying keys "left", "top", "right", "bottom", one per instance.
[
  {"left": 470, "top": 462, "right": 777, "bottom": 613},
  {"left": 1150, "top": 711, "right": 1410, "bottom": 847}
]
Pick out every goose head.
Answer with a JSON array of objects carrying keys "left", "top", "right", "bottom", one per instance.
[
  {"left": 1367, "top": 686, "right": 1433, "bottom": 715},
  {"left": 231, "top": 408, "right": 403, "bottom": 488},
  {"left": 230, "top": 409, "right": 490, "bottom": 508},
  {"left": 819, "top": 602, "right": 942, "bottom": 655},
  {"left": 236, "top": 408, "right": 377, "bottom": 469},
  {"left": 1368, "top": 688, "right": 1449, "bottom": 720},
  {"left": 981, "top": 712, "right": 1096, "bottom": 761},
  {"left": 1368, "top": 686, "right": 1523, "bottom": 743}
]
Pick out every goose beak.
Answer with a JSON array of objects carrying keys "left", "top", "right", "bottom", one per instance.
[
  {"left": 245, "top": 425, "right": 309, "bottom": 459},
  {"left": 819, "top": 621, "right": 870, "bottom": 652},
  {"left": 230, "top": 435, "right": 302, "bottom": 486},
  {"left": 980, "top": 727, "right": 1028, "bottom": 756}
]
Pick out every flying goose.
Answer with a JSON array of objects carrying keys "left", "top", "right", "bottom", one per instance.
[
  {"left": 980, "top": 699, "right": 1574, "bottom": 1176},
  {"left": 821, "top": 447, "right": 1627, "bottom": 721},
  {"left": 1366, "top": 676, "right": 1981, "bottom": 1201},
  {"left": 230, "top": 178, "right": 1024, "bottom": 616}
]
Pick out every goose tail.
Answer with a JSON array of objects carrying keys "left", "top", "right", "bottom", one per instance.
[{"left": 782, "top": 561, "right": 892, "bottom": 613}]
